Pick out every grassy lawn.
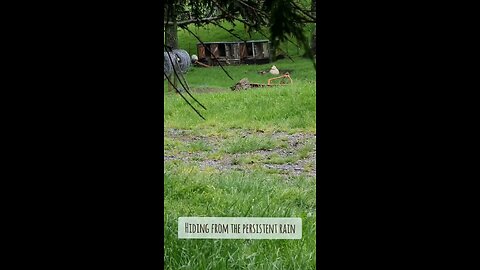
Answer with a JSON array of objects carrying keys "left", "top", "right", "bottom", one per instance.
[
  {"left": 164, "top": 51, "right": 316, "bottom": 268},
  {"left": 164, "top": 56, "right": 316, "bottom": 133},
  {"left": 164, "top": 167, "right": 316, "bottom": 269}
]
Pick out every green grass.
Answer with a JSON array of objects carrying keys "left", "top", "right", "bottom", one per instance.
[
  {"left": 188, "top": 141, "right": 212, "bottom": 152},
  {"left": 165, "top": 39, "right": 316, "bottom": 269},
  {"left": 164, "top": 165, "right": 316, "bottom": 270},
  {"left": 164, "top": 137, "right": 187, "bottom": 151},
  {"left": 230, "top": 153, "right": 264, "bottom": 166},
  {"left": 165, "top": 56, "right": 316, "bottom": 90},
  {"left": 164, "top": 57, "right": 316, "bottom": 133},
  {"left": 297, "top": 141, "right": 316, "bottom": 159},
  {"left": 264, "top": 153, "right": 298, "bottom": 165},
  {"left": 222, "top": 136, "right": 277, "bottom": 154}
]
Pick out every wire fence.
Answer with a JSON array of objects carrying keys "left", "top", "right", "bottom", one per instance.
[{"left": 164, "top": 49, "right": 192, "bottom": 78}]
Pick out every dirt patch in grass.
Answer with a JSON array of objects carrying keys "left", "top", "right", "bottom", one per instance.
[
  {"left": 191, "top": 87, "right": 228, "bottom": 93},
  {"left": 164, "top": 87, "right": 228, "bottom": 96},
  {"left": 164, "top": 128, "right": 316, "bottom": 177}
]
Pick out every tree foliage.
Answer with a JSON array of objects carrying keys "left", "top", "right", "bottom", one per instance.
[{"left": 163, "top": 0, "right": 316, "bottom": 60}]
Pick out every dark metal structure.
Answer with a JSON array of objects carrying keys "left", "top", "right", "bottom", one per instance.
[{"left": 196, "top": 40, "right": 271, "bottom": 66}]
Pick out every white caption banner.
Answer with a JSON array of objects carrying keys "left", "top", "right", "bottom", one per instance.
[{"left": 178, "top": 217, "right": 302, "bottom": 239}]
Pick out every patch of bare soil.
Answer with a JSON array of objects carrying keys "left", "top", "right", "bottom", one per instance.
[
  {"left": 164, "top": 128, "right": 316, "bottom": 177},
  {"left": 191, "top": 87, "right": 228, "bottom": 93},
  {"left": 164, "top": 87, "right": 227, "bottom": 96}
]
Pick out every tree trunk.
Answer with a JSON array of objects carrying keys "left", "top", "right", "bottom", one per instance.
[
  {"left": 165, "top": 6, "right": 178, "bottom": 92},
  {"left": 164, "top": 2, "right": 179, "bottom": 49},
  {"left": 311, "top": 25, "right": 316, "bottom": 56},
  {"left": 165, "top": 21, "right": 179, "bottom": 50},
  {"left": 310, "top": 0, "right": 316, "bottom": 56},
  {"left": 311, "top": 0, "right": 316, "bottom": 17}
]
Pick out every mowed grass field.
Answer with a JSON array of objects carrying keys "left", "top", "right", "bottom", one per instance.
[
  {"left": 164, "top": 57, "right": 316, "bottom": 132},
  {"left": 164, "top": 49, "right": 316, "bottom": 268}
]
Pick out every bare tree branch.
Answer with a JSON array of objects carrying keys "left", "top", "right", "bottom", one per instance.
[
  {"left": 210, "top": 20, "right": 248, "bottom": 43},
  {"left": 236, "top": 0, "right": 269, "bottom": 18},
  {"left": 164, "top": 15, "right": 229, "bottom": 26},
  {"left": 290, "top": 1, "right": 317, "bottom": 22},
  {"left": 210, "top": 0, "right": 237, "bottom": 21}
]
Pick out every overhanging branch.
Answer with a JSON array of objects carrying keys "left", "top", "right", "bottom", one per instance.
[
  {"left": 290, "top": 1, "right": 317, "bottom": 22},
  {"left": 164, "top": 15, "right": 228, "bottom": 26}
]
